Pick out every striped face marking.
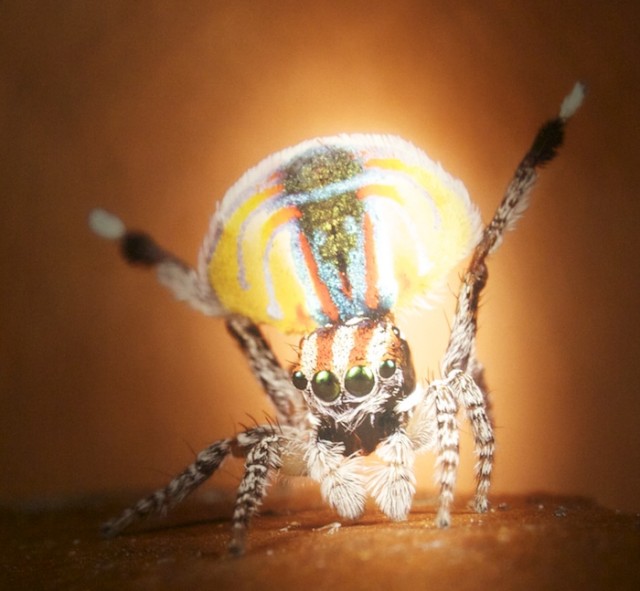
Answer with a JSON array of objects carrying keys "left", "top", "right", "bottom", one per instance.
[
  {"left": 292, "top": 317, "right": 414, "bottom": 411},
  {"left": 201, "top": 134, "right": 481, "bottom": 334}
]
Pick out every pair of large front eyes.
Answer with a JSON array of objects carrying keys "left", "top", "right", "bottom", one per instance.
[{"left": 292, "top": 359, "right": 397, "bottom": 403}]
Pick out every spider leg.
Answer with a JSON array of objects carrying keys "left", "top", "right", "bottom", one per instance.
[
  {"left": 449, "top": 370, "right": 494, "bottom": 513},
  {"left": 461, "top": 347, "right": 494, "bottom": 512},
  {"left": 431, "top": 371, "right": 492, "bottom": 524},
  {"left": 101, "top": 425, "right": 291, "bottom": 556},
  {"left": 228, "top": 426, "right": 285, "bottom": 556},
  {"left": 430, "top": 377, "right": 459, "bottom": 528},
  {"left": 443, "top": 81, "right": 586, "bottom": 376},
  {"left": 306, "top": 438, "right": 366, "bottom": 520},
  {"left": 101, "top": 437, "right": 232, "bottom": 537},
  {"left": 225, "top": 314, "right": 308, "bottom": 427},
  {"left": 88, "top": 208, "right": 221, "bottom": 317},
  {"left": 435, "top": 82, "right": 585, "bottom": 526},
  {"left": 368, "top": 429, "right": 416, "bottom": 521},
  {"left": 89, "top": 212, "right": 308, "bottom": 427}
]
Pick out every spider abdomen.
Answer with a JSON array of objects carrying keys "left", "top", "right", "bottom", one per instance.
[{"left": 202, "top": 134, "right": 482, "bottom": 333}]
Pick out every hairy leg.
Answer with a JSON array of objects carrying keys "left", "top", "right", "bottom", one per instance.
[
  {"left": 449, "top": 370, "right": 494, "bottom": 513},
  {"left": 89, "top": 212, "right": 308, "bottom": 428},
  {"left": 431, "top": 378, "right": 459, "bottom": 528},
  {"left": 443, "top": 83, "right": 585, "bottom": 376},
  {"left": 369, "top": 429, "right": 416, "bottom": 521},
  {"left": 434, "top": 83, "right": 585, "bottom": 525},
  {"left": 101, "top": 438, "right": 232, "bottom": 537},
  {"left": 225, "top": 315, "right": 308, "bottom": 427},
  {"left": 306, "top": 438, "right": 366, "bottom": 520},
  {"left": 88, "top": 209, "right": 221, "bottom": 317},
  {"left": 228, "top": 428, "right": 285, "bottom": 555}
]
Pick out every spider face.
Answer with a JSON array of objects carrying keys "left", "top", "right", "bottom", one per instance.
[{"left": 291, "top": 316, "right": 416, "bottom": 454}]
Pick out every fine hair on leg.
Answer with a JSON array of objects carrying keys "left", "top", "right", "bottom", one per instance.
[
  {"left": 434, "top": 82, "right": 586, "bottom": 527},
  {"left": 101, "top": 438, "right": 232, "bottom": 537},
  {"left": 225, "top": 315, "right": 308, "bottom": 428}
]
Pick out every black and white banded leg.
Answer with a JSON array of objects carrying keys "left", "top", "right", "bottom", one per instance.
[
  {"left": 228, "top": 427, "right": 285, "bottom": 555},
  {"left": 434, "top": 82, "right": 586, "bottom": 527},
  {"left": 431, "top": 377, "right": 459, "bottom": 528},
  {"left": 102, "top": 425, "right": 289, "bottom": 556},
  {"left": 225, "top": 315, "right": 308, "bottom": 428},
  {"left": 89, "top": 211, "right": 309, "bottom": 429},
  {"left": 101, "top": 438, "right": 232, "bottom": 537},
  {"left": 451, "top": 369, "right": 494, "bottom": 513}
]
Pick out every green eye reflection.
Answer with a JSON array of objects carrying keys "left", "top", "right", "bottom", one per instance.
[
  {"left": 379, "top": 359, "right": 397, "bottom": 379},
  {"left": 312, "top": 370, "right": 341, "bottom": 402},
  {"left": 344, "top": 365, "right": 375, "bottom": 397},
  {"left": 292, "top": 370, "right": 308, "bottom": 390}
]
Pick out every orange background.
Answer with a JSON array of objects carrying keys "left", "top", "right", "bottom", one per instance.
[{"left": 2, "top": 1, "right": 639, "bottom": 513}]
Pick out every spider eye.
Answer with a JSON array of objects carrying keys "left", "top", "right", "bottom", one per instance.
[
  {"left": 344, "top": 365, "right": 375, "bottom": 397},
  {"left": 292, "top": 370, "right": 308, "bottom": 390},
  {"left": 379, "top": 359, "right": 397, "bottom": 379},
  {"left": 312, "top": 370, "right": 341, "bottom": 402}
]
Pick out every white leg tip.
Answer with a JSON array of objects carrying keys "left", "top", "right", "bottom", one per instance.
[
  {"left": 474, "top": 495, "right": 489, "bottom": 513},
  {"left": 435, "top": 507, "right": 451, "bottom": 528},
  {"left": 89, "top": 208, "right": 126, "bottom": 240},
  {"left": 559, "top": 81, "right": 586, "bottom": 120}
]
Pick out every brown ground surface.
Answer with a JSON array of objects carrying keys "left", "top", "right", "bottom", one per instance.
[{"left": 2, "top": 493, "right": 638, "bottom": 591}]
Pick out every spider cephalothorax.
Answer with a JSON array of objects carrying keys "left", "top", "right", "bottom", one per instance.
[
  {"left": 91, "top": 82, "right": 585, "bottom": 555},
  {"left": 292, "top": 316, "right": 415, "bottom": 455}
]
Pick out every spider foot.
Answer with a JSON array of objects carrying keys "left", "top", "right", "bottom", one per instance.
[
  {"left": 100, "top": 518, "right": 122, "bottom": 538},
  {"left": 376, "top": 481, "right": 413, "bottom": 521},
  {"left": 435, "top": 506, "right": 451, "bottom": 528},
  {"left": 322, "top": 476, "right": 366, "bottom": 520},
  {"left": 474, "top": 494, "right": 489, "bottom": 514},
  {"left": 228, "top": 526, "right": 246, "bottom": 557},
  {"left": 369, "top": 466, "right": 415, "bottom": 521}
]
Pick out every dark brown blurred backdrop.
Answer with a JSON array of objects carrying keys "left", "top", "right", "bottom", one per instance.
[{"left": 2, "top": 1, "right": 639, "bottom": 513}]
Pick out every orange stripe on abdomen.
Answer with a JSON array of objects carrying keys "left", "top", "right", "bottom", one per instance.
[
  {"left": 297, "top": 231, "right": 340, "bottom": 324},
  {"left": 363, "top": 212, "right": 379, "bottom": 310}
]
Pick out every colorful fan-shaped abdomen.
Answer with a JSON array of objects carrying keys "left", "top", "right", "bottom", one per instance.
[{"left": 200, "top": 134, "right": 481, "bottom": 334}]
